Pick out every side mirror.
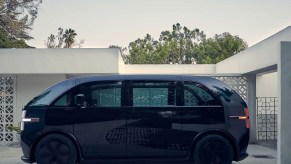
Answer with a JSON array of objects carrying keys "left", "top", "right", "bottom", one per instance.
[{"left": 75, "top": 94, "right": 85, "bottom": 107}]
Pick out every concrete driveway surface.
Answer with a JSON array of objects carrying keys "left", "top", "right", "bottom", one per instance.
[{"left": 0, "top": 144, "right": 277, "bottom": 164}]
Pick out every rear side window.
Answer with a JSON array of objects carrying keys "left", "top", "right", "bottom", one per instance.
[
  {"left": 183, "top": 82, "right": 219, "bottom": 106},
  {"left": 210, "top": 81, "right": 247, "bottom": 106},
  {"left": 84, "top": 82, "right": 122, "bottom": 107},
  {"left": 131, "top": 81, "right": 177, "bottom": 107}
]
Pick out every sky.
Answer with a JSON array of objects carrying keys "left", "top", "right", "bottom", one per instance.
[{"left": 27, "top": 0, "right": 291, "bottom": 48}]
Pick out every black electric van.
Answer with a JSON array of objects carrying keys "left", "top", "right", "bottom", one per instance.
[{"left": 21, "top": 75, "right": 249, "bottom": 164}]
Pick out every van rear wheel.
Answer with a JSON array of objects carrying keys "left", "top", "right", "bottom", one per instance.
[
  {"left": 35, "top": 134, "right": 76, "bottom": 164},
  {"left": 193, "top": 135, "right": 233, "bottom": 164}
]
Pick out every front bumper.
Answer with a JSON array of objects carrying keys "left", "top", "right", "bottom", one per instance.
[
  {"left": 21, "top": 156, "right": 32, "bottom": 163},
  {"left": 21, "top": 140, "right": 33, "bottom": 163},
  {"left": 237, "top": 152, "right": 248, "bottom": 161}
]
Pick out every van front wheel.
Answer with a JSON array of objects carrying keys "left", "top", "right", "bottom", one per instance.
[
  {"left": 35, "top": 134, "right": 77, "bottom": 164},
  {"left": 193, "top": 135, "right": 233, "bottom": 164}
]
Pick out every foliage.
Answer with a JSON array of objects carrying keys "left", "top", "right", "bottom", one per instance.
[
  {"left": 195, "top": 32, "right": 248, "bottom": 64},
  {"left": 158, "top": 23, "right": 205, "bottom": 64},
  {"left": 127, "top": 24, "right": 205, "bottom": 64},
  {"left": 6, "top": 125, "right": 20, "bottom": 134},
  {"left": 127, "top": 34, "right": 159, "bottom": 64},
  {"left": 0, "top": 0, "right": 42, "bottom": 40},
  {"left": 124, "top": 23, "right": 247, "bottom": 64},
  {"left": 0, "top": 27, "right": 32, "bottom": 48},
  {"left": 45, "top": 27, "right": 84, "bottom": 48},
  {"left": 63, "top": 28, "right": 77, "bottom": 48},
  {"left": 45, "top": 27, "right": 64, "bottom": 48}
]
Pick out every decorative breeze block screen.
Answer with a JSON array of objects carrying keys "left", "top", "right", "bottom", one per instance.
[
  {"left": 0, "top": 76, "right": 15, "bottom": 143},
  {"left": 213, "top": 76, "right": 247, "bottom": 102}
]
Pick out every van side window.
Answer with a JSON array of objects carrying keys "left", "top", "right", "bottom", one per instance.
[
  {"left": 54, "top": 94, "right": 69, "bottom": 106},
  {"left": 132, "top": 81, "right": 176, "bottom": 107},
  {"left": 83, "top": 82, "right": 122, "bottom": 107},
  {"left": 183, "top": 82, "right": 218, "bottom": 106},
  {"left": 53, "top": 91, "right": 74, "bottom": 107}
]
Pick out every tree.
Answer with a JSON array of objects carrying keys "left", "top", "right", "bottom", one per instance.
[
  {"left": 0, "top": 27, "right": 32, "bottom": 48},
  {"left": 127, "top": 34, "right": 160, "bottom": 64},
  {"left": 159, "top": 23, "right": 205, "bottom": 64},
  {"left": 0, "top": 27, "right": 12, "bottom": 48},
  {"left": 0, "top": 0, "right": 42, "bottom": 40},
  {"left": 45, "top": 28, "right": 64, "bottom": 48},
  {"left": 45, "top": 28, "right": 84, "bottom": 48},
  {"left": 63, "top": 28, "right": 77, "bottom": 48},
  {"left": 0, "top": 0, "right": 42, "bottom": 48},
  {"left": 195, "top": 32, "right": 248, "bottom": 64},
  {"left": 127, "top": 23, "right": 206, "bottom": 64},
  {"left": 124, "top": 23, "right": 247, "bottom": 64}
]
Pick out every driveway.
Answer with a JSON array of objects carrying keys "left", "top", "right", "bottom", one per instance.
[{"left": 0, "top": 144, "right": 277, "bottom": 164}]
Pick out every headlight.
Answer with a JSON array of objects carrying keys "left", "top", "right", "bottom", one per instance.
[
  {"left": 21, "top": 110, "right": 26, "bottom": 131},
  {"left": 20, "top": 110, "right": 39, "bottom": 131}
]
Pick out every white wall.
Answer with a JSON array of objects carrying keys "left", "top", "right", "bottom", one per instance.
[
  {"left": 216, "top": 26, "right": 291, "bottom": 74},
  {"left": 121, "top": 64, "right": 216, "bottom": 75},
  {"left": 278, "top": 41, "right": 291, "bottom": 164},
  {"left": 256, "top": 72, "right": 278, "bottom": 97},
  {"left": 0, "top": 48, "right": 120, "bottom": 74},
  {"left": 15, "top": 74, "right": 66, "bottom": 124}
]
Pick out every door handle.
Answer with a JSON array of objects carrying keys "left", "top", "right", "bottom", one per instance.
[{"left": 159, "top": 111, "right": 175, "bottom": 118}]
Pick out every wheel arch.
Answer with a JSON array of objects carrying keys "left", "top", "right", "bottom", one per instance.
[
  {"left": 189, "top": 129, "right": 240, "bottom": 161},
  {"left": 30, "top": 130, "right": 83, "bottom": 163}
]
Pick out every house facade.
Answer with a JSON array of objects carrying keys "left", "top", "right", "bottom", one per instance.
[{"left": 1, "top": 26, "right": 291, "bottom": 164}]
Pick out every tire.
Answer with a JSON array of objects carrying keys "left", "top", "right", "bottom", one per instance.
[
  {"left": 35, "top": 134, "right": 77, "bottom": 164},
  {"left": 193, "top": 135, "right": 234, "bottom": 164}
]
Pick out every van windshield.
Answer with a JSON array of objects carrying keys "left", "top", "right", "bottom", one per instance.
[{"left": 27, "top": 79, "right": 75, "bottom": 107}]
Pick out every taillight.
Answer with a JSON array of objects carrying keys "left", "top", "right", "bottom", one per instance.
[
  {"left": 242, "top": 108, "right": 250, "bottom": 128},
  {"left": 229, "top": 108, "right": 250, "bottom": 128}
]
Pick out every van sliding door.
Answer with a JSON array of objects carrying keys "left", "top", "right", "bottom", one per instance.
[{"left": 125, "top": 80, "right": 185, "bottom": 157}]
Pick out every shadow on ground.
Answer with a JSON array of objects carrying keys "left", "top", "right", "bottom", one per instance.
[{"left": 0, "top": 144, "right": 277, "bottom": 164}]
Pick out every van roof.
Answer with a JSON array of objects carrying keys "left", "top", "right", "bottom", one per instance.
[{"left": 75, "top": 74, "right": 216, "bottom": 85}]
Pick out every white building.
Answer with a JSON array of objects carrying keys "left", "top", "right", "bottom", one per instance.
[{"left": 1, "top": 26, "right": 291, "bottom": 164}]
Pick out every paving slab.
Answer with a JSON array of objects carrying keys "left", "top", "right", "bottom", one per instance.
[
  {"left": 235, "top": 144, "right": 277, "bottom": 164},
  {"left": 0, "top": 144, "right": 277, "bottom": 164}
]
